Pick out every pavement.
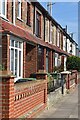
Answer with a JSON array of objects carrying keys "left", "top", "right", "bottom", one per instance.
[{"left": 36, "top": 85, "right": 78, "bottom": 119}]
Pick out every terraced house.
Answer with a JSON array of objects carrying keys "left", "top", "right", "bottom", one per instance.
[
  {"left": 1, "top": 0, "right": 78, "bottom": 81},
  {"left": 0, "top": 0, "right": 79, "bottom": 119}
]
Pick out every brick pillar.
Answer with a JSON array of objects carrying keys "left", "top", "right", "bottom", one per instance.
[
  {"left": 49, "top": 51, "right": 52, "bottom": 73},
  {"left": 52, "top": 52, "right": 54, "bottom": 72},
  {"left": 43, "top": 48, "right": 46, "bottom": 71},
  {"left": 44, "top": 81, "right": 47, "bottom": 105},
  {"left": 2, "top": 34, "right": 10, "bottom": 71},
  {"left": 67, "top": 74, "right": 70, "bottom": 89},
  {"left": 0, "top": 71, "right": 15, "bottom": 119},
  {"left": 75, "top": 72, "right": 78, "bottom": 84},
  {"left": 66, "top": 75, "right": 68, "bottom": 89},
  {"left": 36, "top": 73, "right": 48, "bottom": 80}
]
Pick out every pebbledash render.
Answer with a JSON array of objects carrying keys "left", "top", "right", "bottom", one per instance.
[{"left": 0, "top": 0, "right": 78, "bottom": 81}]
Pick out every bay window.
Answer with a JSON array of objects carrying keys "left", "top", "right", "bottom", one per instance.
[{"left": 9, "top": 38, "right": 23, "bottom": 81}]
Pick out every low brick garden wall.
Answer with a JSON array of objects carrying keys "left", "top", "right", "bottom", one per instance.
[
  {"left": 47, "top": 70, "right": 78, "bottom": 109},
  {"left": 0, "top": 70, "right": 78, "bottom": 119},
  {"left": 66, "top": 70, "right": 78, "bottom": 90},
  {"left": 0, "top": 71, "right": 47, "bottom": 119},
  {"left": 14, "top": 80, "right": 47, "bottom": 118}
]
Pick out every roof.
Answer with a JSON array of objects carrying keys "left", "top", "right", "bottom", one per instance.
[{"left": 0, "top": 19, "right": 69, "bottom": 56}]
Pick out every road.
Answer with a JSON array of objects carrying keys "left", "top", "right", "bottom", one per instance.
[{"left": 36, "top": 85, "right": 78, "bottom": 119}]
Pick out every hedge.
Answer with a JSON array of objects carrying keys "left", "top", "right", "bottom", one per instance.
[{"left": 66, "top": 56, "right": 80, "bottom": 72}]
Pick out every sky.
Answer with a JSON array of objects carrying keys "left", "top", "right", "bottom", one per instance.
[{"left": 38, "top": 1, "right": 78, "bottom": 44}]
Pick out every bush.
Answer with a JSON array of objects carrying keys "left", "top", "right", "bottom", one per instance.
[
  {"left": 53, "top": 65, "right": 64, "bottom": 73},
  {"left": 47, "top": 73, "right": 53, "bottom": 82},
  {"left": 66, "top": 56, "right": 80, "bottom": 72},
  {"left": 0, "top": 64, "right": 5, "bottom": 71}
]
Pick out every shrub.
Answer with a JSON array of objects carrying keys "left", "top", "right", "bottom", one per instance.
[
  {"left": 66, "top": 56, "right": 80, "bottom": 72},
  {"left": 53, "top": 65, "right": 64, "bottom": 72},
  {"left": 0, "top": 64, "right": 5, "bottom": 71},
  {"left": 47, "top": 73, "right": 53, "bottom": 82}
]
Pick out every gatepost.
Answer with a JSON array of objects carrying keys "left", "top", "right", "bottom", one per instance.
[{"left": 0, "top": 71, "right": 15, "bottom": 119}]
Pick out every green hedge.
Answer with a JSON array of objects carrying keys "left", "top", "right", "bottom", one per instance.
[{"left": 66, "top": 56, "right": 80, "bottom": 72}]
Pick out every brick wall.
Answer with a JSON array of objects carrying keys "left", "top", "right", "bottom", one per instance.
[
  {"left": 0, "top": 72, "right": 15, "bottom": 119},
  {"left": 25, "top": 43, "right": 37, "bottom": 78},
  {"left": 6, "top": 1, "right": 44, "bottom": 39},
  {"left": 66, "top": 70, "right": 78, "bottom": 90},
  {"left": 14, "top": 80, "right": 47, "bottom": 118},
  {"left": 2, "top": 34, "right": 10, "bottom": 71},
  {"left": 0, "top": 71, "right": 47, "bottom": 119}
]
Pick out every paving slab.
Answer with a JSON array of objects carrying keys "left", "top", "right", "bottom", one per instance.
[{"left": 36, "top": 85, "right": 78, "bottom": 118}]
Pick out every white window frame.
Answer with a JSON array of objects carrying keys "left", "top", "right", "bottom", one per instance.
[
  {"left": 17, "top": 0, "right": 21, "bottom": 19},
  {"left": 0, "top": 0, "right": 7, "bottom": 18},
  {"left": 9, "top": 36, "right": 23, "bottom": 82}
]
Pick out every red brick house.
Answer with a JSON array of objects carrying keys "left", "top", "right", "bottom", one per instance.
[
  {"left": 0, "top": 0, "right": 79, "bottom": 119},
  {"left": 0, "top": 0, "right": 70, "bottom": 82}
]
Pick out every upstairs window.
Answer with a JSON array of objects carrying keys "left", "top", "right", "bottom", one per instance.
[
  {"left": 27, "top": 2, "right": 30, "bottom": 26},
  {"left": 17, "top": 0, "right": 22, "bottom": 19},
  {"left": 0, "top": 0, "right": 7, "bottom": 18},
  {"left": 36, "top": 11, "right": 41, "bottom": 37}
]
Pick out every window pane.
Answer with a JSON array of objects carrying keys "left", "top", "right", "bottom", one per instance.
[
  {"left": 18, "top": 2, "right": 19, "bottom": 17},
  {"left": 19, "top": 51, "right": 21, "bottom": 76},
  {"left": 11, "top": 48, "right": 14, "bottom": 72},
  {"left": 19, "top": 42, "right": 22, "bottom": 48},
  {"left": 37, "top": 46, "right": 44, "bottom": 70},
  {"left": 10, "top": 40, "right": 14, "bottom": 47},
  {"left": 2, "top": 0, "right": 5, "bottom": 15},
  {"left": 18, "top": 0, "right": 21, "bottom": 18},
  {"left": 15, "top": 41, "right": 18, "bottom": 47},
  {"left": 36, "top": 12, "right": 41, "bottom": 37},
  {"left": 15, "top": 49, "right": 18, "bottom": 77}
]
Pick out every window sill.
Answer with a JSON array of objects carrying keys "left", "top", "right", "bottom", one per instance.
[
  {"left": 17, "top": 17, "right": 24, "bottom": 22},
  {"left": 0, "top": 14, "right": 9, "bottom": 22},
  {"left": 26, "top": 23, "right": 31, "bottom": 27},
  {"left": 35, "top": 34, "right": 41, "bottom": 39}
]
